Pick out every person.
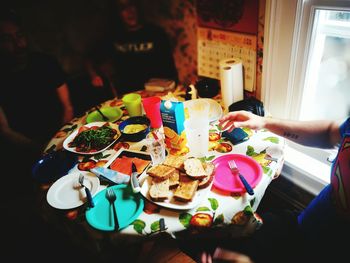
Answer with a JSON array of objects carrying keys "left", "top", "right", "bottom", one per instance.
[
  {"left": 85, "top": 0, "right": 178, "bottom": 97},
  {"left": 198, "top": 110, "right": 349, "bottom": 263},
  {"left": 0, "top": 8, "right": 74, "bottom": 164}
]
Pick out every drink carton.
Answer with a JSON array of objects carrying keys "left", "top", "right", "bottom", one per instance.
[{"left": 160, "top": 100, "right": 187, "bottom": 153}]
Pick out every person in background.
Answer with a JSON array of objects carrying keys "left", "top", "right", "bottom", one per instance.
[
  {"left": 199, "top": 110, "right": 349, "bottom": 263},
  {"left": 0, "top": 9, "right": 74, "bottom": 171},
  {"left": 85, "top": 0, "right": 178, "bottom": 97}
]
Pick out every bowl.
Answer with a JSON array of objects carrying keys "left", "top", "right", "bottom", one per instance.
[
  {"left": 86, "top": 106, "right": 123, "bottom": 123},
  {"left": 118, "top": 116, "right": 151, "bottom": 142},
  {"left": 32, "top": 151, "right": 78, "bottom": 183}
]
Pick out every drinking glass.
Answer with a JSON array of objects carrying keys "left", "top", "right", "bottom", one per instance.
[{"left": 146, "top": 131, "right": 166, "bottom": 165}]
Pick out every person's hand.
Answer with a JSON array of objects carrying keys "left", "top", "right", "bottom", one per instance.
[
  {"left": 91, "top": 75, "right": 104, "bottom": 87},
  {"left": 63, "top": 106, "right": 74, "bottom": 124},
  {"left": 218, "top": 110, "right": 265, "bottom": 132}
]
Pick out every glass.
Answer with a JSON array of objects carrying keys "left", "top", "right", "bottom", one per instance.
[
  {"left": 142, "top": 96, "right": 163, "bottom": 128},
  {"left": 122, "top": 93, "right": 142, "bottom": 117},
  {"left": 146, "top": 131, "right": 166, "bottom": 165},
  {"left": 184, "top": 117, "right": 209, "bottom": 158}
]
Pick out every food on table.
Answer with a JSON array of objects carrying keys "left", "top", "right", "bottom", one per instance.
[
  {"left": 123, "top": 124, "right": 147, "bottom": 134},
  {"left": 162, "top": 154, "right": 186, "bottom": 172},
  {"left": 184, "top": 158, "right": 208, "bottom": 179},
  {"left": 198, "top": 162, "right": 215, "bottom": 189},
  {"left": 147, "top": 164, "right": 176, "bottom": 181},
  {"left": 173, "top": 175, "right": 199, "bottom": 202},
  {"left": 110, "top": 155, "right": 150, "bottom": 175},
  {"left": 149, "top": 178, "right": 170, "bottom": 201},
  {"left": 146, "top": 155, "right": 215, "bottom": 203},
  {"left": 68, "top": 124, "right": 119, "bottom": 153}
]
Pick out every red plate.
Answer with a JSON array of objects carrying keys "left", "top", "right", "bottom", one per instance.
[{"left": 213, "top": 154, "right": 263, "bottom": 193}]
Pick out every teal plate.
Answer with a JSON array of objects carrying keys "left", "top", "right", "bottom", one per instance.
[
  {"left": 85, "top": 184, "right": 144, "bottom": 231},
  {"left": 86, "top": 106, "right": 123, "bottom": 123}
]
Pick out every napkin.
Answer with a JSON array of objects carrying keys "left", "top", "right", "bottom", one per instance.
[
  {"left": 90, "top": 167, "right": 130, "bottom": 185},
  {"left": 222, "top": 128, "right": 249, "bottom": 145}
]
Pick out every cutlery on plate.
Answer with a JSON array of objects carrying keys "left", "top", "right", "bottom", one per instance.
[
  {"left": 94, "top": 106, "right": 109, "bottom": 121},
  {"left": 228, "top": 160, "right": 254, "bottom": 195},
  {"left": 130, "top": 162, "right": 141, "bottom": 193},
  {"left": 106, "top": 188, "right": 119, "bottom": 231},
  {"left": 79, "top": 174, "right": 95, "bottom": 207}
]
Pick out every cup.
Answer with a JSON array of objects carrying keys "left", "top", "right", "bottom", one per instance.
[
  {"left": 142, "top": 96, "right": 163, "bottom": 128},
  {"left": 146, "top": 131, "right": 166, "bottom": 165},
  {"left": 186, "top": 99, "right": 210, "bottom": 120},
  {"left": 184, "top": 117, "right": 209, "bottom": 158},
  {"left": 122, "top": 93, "right": 142, "bottom": 117}
]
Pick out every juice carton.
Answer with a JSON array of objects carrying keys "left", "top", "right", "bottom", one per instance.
[{"left": 160, "top": 100, "right": 188, "bottom": 154}]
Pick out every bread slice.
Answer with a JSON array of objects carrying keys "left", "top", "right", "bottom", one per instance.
[
  {"left": 169, "top": 169, "right": 180, "bottom": 188},
  {"left": 184, "top": 158, "right": 207, "bottom": 179},
  {"left": 149, "top": 178, "right": 169, "bottom": 201},
  {"left": 147, "top": 164, "right": 176, "bottom": 181},
  {"left": 198, "top": 162, "right": 215, "bottom": 189},
  {"left": 173, "top": 176, "right": 199, "bottom": 202},
  {"left": 163, "top": 154, "right": 187, "bottom": 171}
]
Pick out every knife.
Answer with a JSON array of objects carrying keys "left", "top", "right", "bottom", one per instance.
[
  {"left": 90, "top": 167, "right": 130, "bottom": 185},
  {"left": 130, "top": 162, "right": 141, "bottom": 193}
]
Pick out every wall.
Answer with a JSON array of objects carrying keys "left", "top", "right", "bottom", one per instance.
[{"left": 9, "top": 0, "right": 265, "bottom": 97}]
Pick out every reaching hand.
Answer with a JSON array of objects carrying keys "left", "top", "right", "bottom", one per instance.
[
  {"left": 91, "top": 75, "right": 104, "bottom": 87},
  {"left": 218, "top": 110, "right": 265, "bottom": 132}
]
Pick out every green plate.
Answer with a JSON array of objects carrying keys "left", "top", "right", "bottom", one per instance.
[
  {"left": 85, "top": 184, "right": 144, "bottom": 231},
  {"left": 86, "top": 106, "right": 123, "bottom": 123}
]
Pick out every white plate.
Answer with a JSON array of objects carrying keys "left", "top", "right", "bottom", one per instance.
[
  {"left": 138, "top": 168, "right": 213, "bottom": 210},
  {"left": 46, "top": 171, "right": 100, "bottom": 209},
  {"left": 184, "top": 98, "right": 223, "bottom": 123},
  {"left": 63, "top": 122, "right": 120, "bottom": 155}
]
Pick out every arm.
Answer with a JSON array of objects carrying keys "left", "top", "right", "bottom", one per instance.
[
  {"left": 219, "top": 110, "right": 342, "bottom": 148},
  {"left": 84, "top": 58, "right": 104, "bottom": 87},
  {"left": 56, "top": 83, "right": 74, "bottom": 124}
]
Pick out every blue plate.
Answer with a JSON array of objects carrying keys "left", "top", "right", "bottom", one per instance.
[
  {"left": 85, "top": 184, "right": 144, "bottom": 231},
  {"left": 32, "top": 151, "right": 78, "bottom": 183}
]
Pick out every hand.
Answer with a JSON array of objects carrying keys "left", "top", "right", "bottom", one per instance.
[
  {"left": 218, "top": 110, "right": 265, "bottom": 132},
  {"left": 91, "top": 75, "right": 104, "bottom": 87}
]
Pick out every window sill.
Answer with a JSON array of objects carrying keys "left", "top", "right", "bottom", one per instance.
[{"left": 281, "top": 144, "right": 331, "bottom": 196}]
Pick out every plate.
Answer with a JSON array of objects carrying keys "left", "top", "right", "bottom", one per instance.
[
  {"left": 85, "top": 184, "right": 144, "bottom": 231},
  {"left": 184, "top": 98, "right": 223, "bottom": 123},
  {"left": 63, "top": 122, "right": 121, "bottom": 155},
  {"left": 46, "top": 171, "right": 100, "bottom": 209},
  {"left": 86, "top": 106, "right": 123, "bottom": 123},
  {"left": 212, "top": 154, "right": 263, "bottom": 194},
  {"left": 139, "top": 167, "right": 213, "bottom": 210}
]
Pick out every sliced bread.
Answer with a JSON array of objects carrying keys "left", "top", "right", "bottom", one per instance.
[
  {"left": 147, "top": 164, "right": 176, "bottom": 181},
  {"left": 169, "top": 169, "right": 180, "bottom": 188},
  {"left": 184, "top": 158, "right": 207, "bottom": 179},
  {"left": 198, "top": 162, "right": 215, "bottom": 189},
  {"left": 163, "top": 154, "right": 187, "bottom": 171},
  {"left": 149, "top": 178, "right": 169, "bottom": 201},
  {"left": 173, "top": 177, "right": 199, "bottom": 202}
]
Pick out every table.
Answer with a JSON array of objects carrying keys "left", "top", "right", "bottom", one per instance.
[{"left": 36, "top": 85, "right": 285, "bottom": 255}]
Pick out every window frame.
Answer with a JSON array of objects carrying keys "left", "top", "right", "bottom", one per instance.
[{"left": 262, "top": 0, "right": 350, "bottom": 195}]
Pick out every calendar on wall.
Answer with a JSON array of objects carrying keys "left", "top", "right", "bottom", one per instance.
[{"left": 197, "top": 27, "right": 257, "bottom": 92}]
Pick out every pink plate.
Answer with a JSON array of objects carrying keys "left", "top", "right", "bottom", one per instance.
[{"left": 213, "top": 154, "right": 263, "bottom": 193}]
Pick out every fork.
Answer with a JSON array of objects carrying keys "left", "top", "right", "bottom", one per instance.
[
  {"left": 79, "top": 174, "right": 95, "bottom": 207},
  {"left": 228, "top": 160, "right": 254, "bottom": 195},
  {"left": 106, "top": 188, "right": 119, "bottom": 231}
]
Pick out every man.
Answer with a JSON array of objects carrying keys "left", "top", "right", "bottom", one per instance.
[
  {"left": 86, "top": 0, "right": 178, "bottom": 97},
  {"left": 0, "top": 9, "right": 74, "bottom": 160}
]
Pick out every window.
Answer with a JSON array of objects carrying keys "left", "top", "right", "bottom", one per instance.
[{"left": 262, "top": 0, "right": 350, "bottom": 194}]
